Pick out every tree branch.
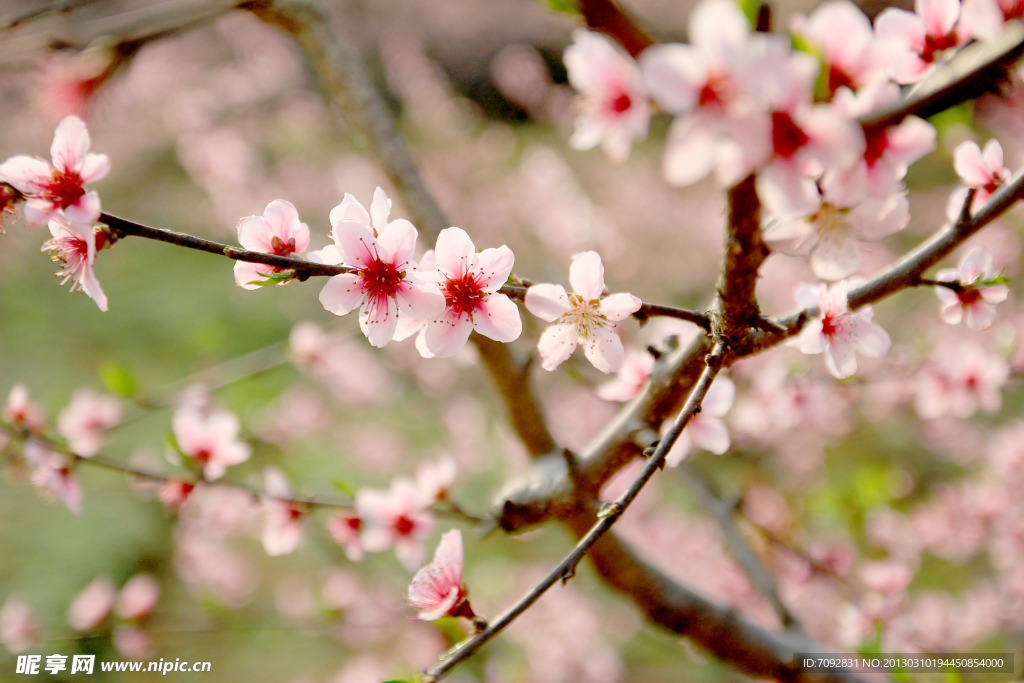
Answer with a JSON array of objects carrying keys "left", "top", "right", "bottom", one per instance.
[{"left": 578, "top": 0, "right": 654, "bottom": 57}]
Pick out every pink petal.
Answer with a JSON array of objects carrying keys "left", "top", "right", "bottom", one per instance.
[
  {"left": 51, "top": 115, "right": 90, "bottom": 173},
  {"left": 264, "top": 199, "right": 308, "bottom": 252},
  {"left": 691, "top": 0, "right": 751, "bottom": 58},
  {"left": 885, "top": 116, "right": 937, "bottom": 166},
  {"left": 236, "top": 215, "right": 275, "bottom": 252},
  {"left": 78, "top": 153, "right": 110, "bottom": 184},
  {"left": 0, "top": 155, "right": 51, "bottom": 194},
  {"left": 434, "top": 227, "right": 476, "bottom": 279},
  {"left": 848, "top": 193, "right": 909, "bottom": 240},
  {"left": 424, "top": 312, "right": 475, "bottom": 358},
  {"left": 395, "top": 537, "right": 424, "bottom": 571},
  {"left": 472, "top": 294, "right": 522, "bottom": 343},
  {"left": 474, "top": 245, "right": 515, "bottom": 292},
  {"left": 665, "top": 430, "right": 693, "bottom": 467},
  {"left": 980, "top": 284, "right": 1009, "bottom": 303},
  {"left": 953, "top": 141, "right": 994, "bottom": 187},
  {"left": 689, "top": 416, "right": 731, "bottom": 454},
  {"left": 981, "top": 139, "right": 1005, "bottom": 177},
  {"left": 702, "top": 376, "right": 735, "bottom": 416},
  {"left": 965, "top": 301, "right": 997, "bottom": 330},
  {"left": 847, "top": 315, "right": 891, "bottom": 357},
  {"left": 376, "top": 219, "right": 418, "bottom": 269},
  {"left": 917, "top": 0, "right": 960, "bottom": 38},
  {"left": 598, "top": 292, "right": 642, "bottom": 321},
  {"left": 638, "top": 44, "right": 704, "bottom": 114},
  {"left": 940, "top": 298, "right": 964, "bottom": 324},
  {"left": 662, "top": 115, "right": 718, "bottom": 187},
  {"left": 537, "top": 323, "right": 579, "bottom": 371},
  {"left": 307, "top": 244, "right": 343, "bottom": 265},
  {"left": 810, "top": 230, "right": 861, "bottom": 281},
  {"left": 360, "top": 297, "right": 400, "bottom": 348},
  {"left": 583, "top": 324, "right": 625, "bottom": 373},
  {"left": 434, "top": 529, "right": 464, "bottom": 585},
  {"left": 329, "top": 193, "right": 369, "bottom": 227},
  {"left": 569, "top": 251, "right": 606, "bottom": 300},
  {"left": 525, "top": 284, "right": 572, "bottom": 322},
  {"left": 757, "top": 159, "right": 822, "bottom": 217},
  {"left": 798, "top": 318, "right": 827, "bottom": 354},
  {"left": 370, "top": 187, "right": 391, "bottom": 232},
  {"left": 959, "top": 247, "right": 992, "bottom": 282},
  {"left": 319, "top": 273, "right": 365, "bottom": 316},
  {"left": 396, "top": 279, "right": 445, "bottom": 321},
  {"left": 415, "top": 587, "right": 461, "bottom": 621},
  {"left": 332, "top": 219, "right": 379, "bottom": 268},
  {"left": 64, "top": 191, "right": 102, "bottom": 225},
  {"left": 825, "top": 336, "right": 857, "bottom": 378}
]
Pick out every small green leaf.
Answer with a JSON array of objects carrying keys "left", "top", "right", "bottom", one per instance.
[
  {"left": 978, "top": 274, "right": 1011, "bottom": 286},
  {"left": 247, "top": 270, "right": 295, "bottom": 287},
  {"left": 738, "top": 0, "right": 762, "bottom": 29},
  {"left": 331, "top": 479, "right": 355, "bottom": 495},
  {"left": 540, "top": 0, "right": 578, "bottom": 14},
  {"left": 99, "top": 361, "right": 138, "bottom": 398},
  {"left": 381, "top": 680, "right": 413, "bottom": 683}
]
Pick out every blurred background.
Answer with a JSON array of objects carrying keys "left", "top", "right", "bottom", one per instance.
[{"left": 0, "top": 0, "right": 1022, "bottom": 681}]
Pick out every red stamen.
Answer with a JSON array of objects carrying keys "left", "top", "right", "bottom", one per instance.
[{"left": 771, "top": 111, "right": 810, "bottom": 159}]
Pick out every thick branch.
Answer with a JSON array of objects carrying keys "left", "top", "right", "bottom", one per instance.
[{"left": 579, "top": 0, "right": 654, "bottom": 57}]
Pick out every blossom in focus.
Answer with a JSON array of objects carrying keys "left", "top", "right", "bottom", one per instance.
[
  {"left": 933, "top": 247, "right": 1009, "bottom": 329},
  {"left": 115, "top": 574, "right": 160, "bottom": 620},
  {"left": 795, "top": 281, "right": 891, "bottom": 379},
  {"left": 311, "top": 188, "right": 444, "bottom": 348},
  {"left": 260, "top": 467, "right": 304, "bottom": 556},
  {"left": 233, "top": 199, "right": 310, "bottom": 289},
  {"left": 875, "top": 0, "right": 968, "bottom": 84},
  {"left": 564, "top": 30, "right": 650, "bottom": 163},
  {"left": 946, "top": 139, "right": 1012, "bottom": 220},
  {"left": 525, "top": 251, "right": 642, "bottom": 373},
  {"left": 408, "top": 529, "right": 476, "bottom": 621},
  {"left": 24, "top": 441, "right": 82, "bottom": 514},
  {"left": 788, "top": 1, "right": 887, "bottom": 96},
  {"left": 326, "top": 512, "right": 364, "bottom": 562},
  {"left": 171, "top": 407, "right": 251, "bottom": 481},
  {"left": 596, "top": 350, "right": 654, "bottom": 401},
  {"left": 0, "top": 597, "right": 42, "bottom": 654},
  {"left": 67, "top": 576, "right": 116, "bottom": 631},
  {"left": 56, "top": 388, "right": 121, "bottom": 457},
  {"left": 356, "top": 478, "right": 435, "bottom": 571},
  {"left": 419, "top": 227, "right": 521, "bottom": 357},
  {"left": 916, "top": 342, "right": 1008, "bottom": 418},
  {"left": 0, "top": 115, "right": 110, "bottom": 226},
  {"left": 42, "top": 215, "right": 108, "bottom": 311},
  {"left": 665, "top": 375, "right": 736, "bottom": 467},
  {"left": 3, "top": 384, "right": 45, "bottom": 433}
]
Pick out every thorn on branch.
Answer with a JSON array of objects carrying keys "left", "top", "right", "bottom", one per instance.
[
  {"left": 471, "top": 616, "right": 488, "bottom": 633},
  {"left": 560, "top": 563, "right": 577, "bottom": 585}
]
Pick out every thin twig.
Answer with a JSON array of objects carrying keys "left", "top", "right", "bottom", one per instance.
[{"left": 424, "top": 343, "right": 725, "bottom": 682}]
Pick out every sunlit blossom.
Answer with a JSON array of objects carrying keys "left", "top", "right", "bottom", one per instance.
[{"left": 233, "top": 199, "right": 310, "bottom": 289}]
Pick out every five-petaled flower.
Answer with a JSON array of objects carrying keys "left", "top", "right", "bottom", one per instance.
[
  {"left": 355, "top": 477, "right": 435, "bottom": 571},
  {"left": 946, "top": 139, "right": 1012, "bottom": 221},
  {"left": 0, "top": 115, "right": 110, "bottom": 227},
  {"left": 525, "top": 251, "right": 642, "bottom": 373},
  {"left": 56, "top": 388, "right": 122, "bottom": 457},
  {"left": 875, "top": 0, "right": 967, "bottom": 85},
  {"left": 407, "top": 529, "right": 477, "bottom": 622},
  {"left": 312, "top": 188, "right": 444, "bottom": 348},
  {"left": 42, "top": 215, "right": 108, "bottom": 311},
  {"left": 171, "top": 407, "right": 251, "bottom": 481},
  {"left": 796, "top": 280, "right": 891, "bottom": 379},
  {"left": 233, "top": 199, "right": 310, "bottom": 290},
  {"left": 419, "top": 227, "right": 521, "bottom": 357},
  {"left": 934, "top": 247, "right": 1009, "bottom": 330}
]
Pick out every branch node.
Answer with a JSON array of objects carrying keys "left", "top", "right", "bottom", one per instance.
[{"left": 597, "top": 501, "right": 623, "bottom": 519}]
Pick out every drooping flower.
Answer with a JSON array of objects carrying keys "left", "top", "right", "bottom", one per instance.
[
  {"left": 233, "top": 199, "right": 310, "bottom": 289},
  {"left": 67, "top": 577, "right": 116, "bottom": 631},
  {"left": 311, "top": 188, "right": 445, "bottom": 348},
  {"left": 408, "top": 529, "right": 477, "bottom": 621},
  {"left": 0, "top": 115, "right": 110, "bottom": 226},
  {"left": 665, "top": 376, "right": 735, "bottom": 467},
  {"left": 525, "top": 251, "right": 642, "bottom": 373},
  {"left": 933, "top": 247, "right": 1009, "bottom": 329},
  {"left": 596, "top": 349, "right": 654, "bottom": 401},
  {"left": 419, "top": 227, "right": 521, "bottom": 357},
  {"left": 875, "top": 0, "right": 968, "bottom": 85},
  {"left": 260, "top": 467, "right": 303, "bottom": 556},
  {"left": 41, "top": 215, "right": 108, "bottom": 311},
  {"left": 3, "top": 384, "right": 45, "bottom": 434},
  {"left": 795, "top": 280, "right": 891, "bottom": 379},
  {"left": 946, "top": 139, "right": 1012, "bottom": 220},
  {"left": 564, "top": 30, "right": 650, "bottom": 163},
  {"left": 326, "top": 512, "right": 364, "bottom": 562},
  {"left": 171, "top": 407, "right": 251, "bottom": 481},
  {"left": 789, "top": 1, "right": 888, "bottom": 96},
  {"left": 56, "top": 388, "right": 121, "bottom": 457},
  {"left": 355, "top": 478, "right": 435, "bottom": 571}
]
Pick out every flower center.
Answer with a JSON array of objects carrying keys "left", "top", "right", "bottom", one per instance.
[
  {"left": 821, "top": 312, "right": 839, "bottom": 338},
  {"left": 827, "top": 64, "right": 856, "bottom": 97},
  {"left": 443, "top": 271, "right": 485, "bottom": 318},
  {"left": 771, "top": 111, "right": 809, "bottom": 159},
  {"left": 864, "top": 128, "right": 888, "bottom": 167},
  {"left": 193, "top": 447, "right": 212, "bottom": 463},
  {"left": 43, "top": 170, "right": 86, "bottom": 210},
  {"left": 360, "top": 258, "right": 404, "bottom": 303},
  {"left": 564, "top": 293, "right": 605, "bottom": 339},
  {"left": 920, "top": 31, "right": 959, "bottom": 63},
  {"left": 394, "top": 515, "right": 415, "bottom": 536},
  {"left": 270, "top": 236, "right": 297, "bottom": 257},
  {"left": 610, "top": 92, "right": 632, "bottom": 114},
  {"left": 957, "top": 288, "right": 983, "bottom": 307},
  {"left": 698, "top": 73, "right": 730, "bottom": 108}
]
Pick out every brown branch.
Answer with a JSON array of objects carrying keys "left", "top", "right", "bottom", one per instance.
[{"left": 578, "top": 0, "right": 654, "bottom": 58}]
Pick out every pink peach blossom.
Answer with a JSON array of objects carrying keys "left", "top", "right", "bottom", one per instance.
[
  {"left": 795, "top": 281, "right": 891, "bottom": 379},
  {"left": 525, "top": 251, "right": 642, "bottom": 373},
  {"left": 311, "top": 188, "right": 444, "bottom": 348},
  {"left": 933, "top": 247, "right": 1009, "bottom": 329},
  {"left": 408, "top": 529, "right": 475, "bottom": 621},
  {"left": 112, "top": 625, "right": 153, "bottom": 659},
  {"left": 960, "top": 0, "right": 1024, "bottom": 39},
  {"left": 260, "top": 467, "right": 304, "bottom": 556},
  {"left": 665, "top": 376, "right": 735, "bottom": 466},
  {"left": 0, "top": 115, "right": 109, "bottom": 226},
  {"left": 946, "top": 139, "right": 1013, "bottom": 220},
  {"left": 355, "top": 478, "right": 435, "bottom": 571},
  {"left": 115, "top": 574, "right": 160, "bottom": 620},
  {"left": 171, "top": 407, "right": 251, "bottom": 481},
  {"left": 596, "top": 349, "right": 654, "bottom": 401},
  {"left": 415, "top": 456, "right": 456, "bottom": 506},
  {"left": 42, "top": 215, "right": 108, "bottom": 311},
  {"left": 158, "top": 480, "right": 195, "bottom": 512},
  {"left": 0, "top": 597, "right": 42, "bottom": 654},
  {"left": 915, "top": 342, "right": 1008, "bottom": 419},
  {"left": 875, "top": 0, "right": 968, "bottom": 84},
  {"left": 418, "top": 227, "right": 521, "bottom": 357},
  {"left": 233, "top": 199, "right": 310, "bottom": 289},
  {"left": 67, "top": 576, "right": 116, "bottom": 631},
  {"left": 3, "top": 384, "right": 45, "bottom": 433},
  {"left": 23, "top": 441, "right": 81, "bottom": 514},
  {"left": 789, "top": 1, "right": 888, "bottom": 95},
  {"left": 326, "top": 513, "right": 364, "bottom": 562},
  {"left": 564, "top": 30, "right": 649, "bottom": 163},
  {"left": 56, "top": 388, "right": 121, "bottom": 457}
]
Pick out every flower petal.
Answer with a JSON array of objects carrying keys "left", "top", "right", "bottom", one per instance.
[
  {"left": 51, "top": 115, "right": 90, "bottom": 173},
  {"left": 583, "top": 324, "right": 625, "bottom": 373},
  {"left": 525, "top": 284, "right": 571, "bottom": 322},
  {"left": 569, "top": 251, "right": 606, "bottom": 300},
  {"left": 598, "top": 292, "right": 642, "bottom": 321},
  {"left": 319, "top": 273, "right": 364, "bottom": 316},
  {"left": 537, "top": 323, "right": 579, "bottom": 371}
]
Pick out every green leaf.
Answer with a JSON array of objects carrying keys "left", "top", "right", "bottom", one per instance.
[
  {"left": 381, "top": 680, "right": 413, "bottom": 683},
  {"left": 978, "top": 273, "right": 1011, "bottom": 286},
  {"left": 738, "top": 0, "right": 760, "bottom": 28},
  {"left": 247, "top": 270, "right": 295, "bottom": 287},
  {"left": 99, "top": 361, "right": 138, "bottom": 398},
  {"left": 540, "top": 0, "right": 578, "bottom": 14},
  {"left": 331, "top": 479, "right": 355, "bottom": 495}
]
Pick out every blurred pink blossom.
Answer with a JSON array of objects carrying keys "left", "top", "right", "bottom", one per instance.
[
  {"left": 260, "top": 467, "right": 304, "bottom": 556},
  {"left": 233, "top": 199, "right": 310, "bottom": 289},
  {"left": 171, "top": 406, "right": 250, "bottom": 481},
  {"left": 789, "top": 1, "right": 887, "bottom": 95},
  {"left": 875, "top": 0, "right": 968, "bottom": 84},
  {"left": 596, "top": 349, "right": 653, "bottom": 401},
  {"left": 24, "top": 441, "right": 81, "bottom": 514},
  {"left": 356, "top": 478, "right": 435, "bottom": 571},
  {"left": 0, "top": 115, "right": 109, "bottom": 226},
  {"left": 158, "top": 480, "right": 195, "bottom": 512},
  {"left": 947, "top": 139, "right": 1013, "bottom": 220},
  {"left": 115, "top": 573, "right": 160, "bottom": 620},
  {"left": 415, "top": 456, "right": 456, "bottom": 506},
  {"left": 326, "top": 513, "right": 364, "bottom": 562},
  {"left": 3, "top": 385, "right": 45, "bottom": 433},
  {"left": 525, "top": 251, "right": 641, "bottom": 373},
  {"left": 56, "top": 388, "right": 121, "bottom": 457},
  {"left": 0, "top": 597, "right": 42, "bottom": 653},
  {"left": 961, "top": 0, "right": 1024, "bottom": 38},
  {"left": 67, "top": 576, "right": 116, "bottom": 631},
  {"left": 665, "top": 375, "right": 735, "bottom": 466},
  {"left": 795, "top": 281, "right": 891, "bottom": 379},
  {"left": 933, "top": 247, "right": 1009, "bottom": 329},
  {"left": 112, "top": 625, "right": 153, "bottom": 659},
  {"left": 915, "top": 341, "right": 1007, "bottom": 419}
]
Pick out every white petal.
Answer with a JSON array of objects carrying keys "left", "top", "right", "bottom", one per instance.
[
  {"left": 569, "top": 251, "right": 606, "bottom": 300},
  {"left": 537, "top": 323, "right": 579, "bottom": 371},
  {"left": 583, "top": 325, "right": 625, "bottom": 373},
  {"left": 525, "top": 284, "right": 571, "bottom": 322},
  {"left": 598, "top": 293, "right": 642, "bottom": 321},
  {"left": 319, "top": 274, "right": 364, "bottom": 316},
  {"left": 472, "top": 294, "right": 522, "bottom": 343}
]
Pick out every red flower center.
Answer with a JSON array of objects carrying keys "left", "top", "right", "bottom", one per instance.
[
  {"left": 442, "top": 271, "right": 485, "bottom": 318},
  {"left": 864, "top": 128, "right": 888, "bottom": 167},
  {"left": 920, "top": 31, "right": 959, "bottom": 63},
  {"left": 821, "top": 312, "right": 839, "bottom": 338},
  {"left": 394, "top": 515, "right": 415, "bottom": 536},
  {"left": 271, "top": 236, "right": 297, "bottom": 257},
  {"left": 957, "top": 288, "right": 983, "bottom": 306},
  {"left": 43, "top": 170, "right": 86, "bottom": 210},
  {"left": 610, "top": 92, "right": 632, "bottom": 114},
  {"left": 193, "top": 447, "right": 212, "bottom": 463},
  {"left": 771, "top": 111, "right": 810, "bottom": 159},
  {"left": 345, "top": 516, "right": 361, "bottom": 532},
  {"left": 698, "top": 74, "right": 729, "bottom": 108},
  {"left": 360, "top": 257, "right": 404, "bottom": 303},
  {"left": 827, "top": 64, "right": 856, "bottom": 97}
]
